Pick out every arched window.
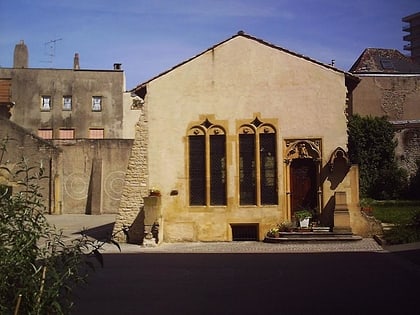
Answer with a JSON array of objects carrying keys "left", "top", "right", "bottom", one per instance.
[
  {"left": 239, "top": 118, "right": 277, "bottom": 205},
  {"left": 188, "top": 119, "right": 226, "bottom": 206}
]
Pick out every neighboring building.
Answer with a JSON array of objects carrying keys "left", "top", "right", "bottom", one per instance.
[
  {"left": 0, "top": 41, "right": 141, "bottom": 214},
  {"left": 0, "top": 116, "right": 61, "bottom": 210},
  {"left": 1, "top": 40, "right": 136, "bottom": 140},
  {"left": 403, "top": 12, "right": 420, "bottom": 64},
  {"left": 350, "top": 48, "right": 420, "bottom": 177},
  {"left": 113, "top": 32, "right": 368, "bottom": 243}
]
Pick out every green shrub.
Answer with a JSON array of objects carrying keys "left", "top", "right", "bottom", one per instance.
[
  {"left": 0, "top": 142, "right": 115, "bottom": 314},
  {"left": 348, "top": 115, "right": 409, "bottom": 199},
  {"left": 383, "top": 224, "right": 420, "bottom": 245}
]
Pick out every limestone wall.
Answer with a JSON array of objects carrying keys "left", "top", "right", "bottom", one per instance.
[
  {"left": 352, "top": 75, "right": 420, "bottom": 121},
  {"left": 113, "top": 107, "right": 148, "bottom": 241},
  {"left": 395, "top": 126, "right": 420, "bottom": 177},
  {"left": 115, "top": 35, "right": 358, "bottom": 242}
]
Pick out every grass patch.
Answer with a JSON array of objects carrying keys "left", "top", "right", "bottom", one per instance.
[
  {"left": 372, "top": 205, "right": 420, "bottom": 224},
  {"left": 369, "top": 200, "right": 420, "bottom": 245}
]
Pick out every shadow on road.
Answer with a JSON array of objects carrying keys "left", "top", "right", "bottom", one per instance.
[
  {"left": 73, "top": 222, "right": 115, "bottom": 242},
  {"left": 73, "top": 251, "right": 420, "bottom": 315}
]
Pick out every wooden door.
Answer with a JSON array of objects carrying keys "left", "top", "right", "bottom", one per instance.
[{"left": 290, "top": 158, "right": 317, "bottom": 215}]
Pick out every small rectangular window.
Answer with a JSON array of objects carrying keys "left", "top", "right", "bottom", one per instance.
[
  {"left": 92, "top": 96, "right": 102, "bottom": 111},
  {"left": 38, "top": 129, "right": 53, "bottom": 139},
  {"left": 59, "top": 129, "right": 75, "bottom": 139},
  {"left": 41, "top": 96, "right": 51, "bottom": 111},
  {"left": 63, "top": 96, "right": 72, "bottom": 111},
  {"left": 89, "top": 128, "right": 104, "bottom": 139}
]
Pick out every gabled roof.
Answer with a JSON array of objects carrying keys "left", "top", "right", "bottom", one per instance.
[
  {"left": 349, "top": 48, "right": 420, "bottom": 74},
  {"left": 132, "top": 31, "right": 357, "bottom": 93}
]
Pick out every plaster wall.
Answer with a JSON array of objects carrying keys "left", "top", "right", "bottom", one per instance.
[
  {"left": 352, "top": 74, "right": 420, "bottom": 177},
  {"left": 117, "top": 36, "right": 357, "bottom": 242},
  {"left": 55, "top": 139, "right": 133, "bottom": 214},
  {"left": 0, "top": 117, "right": 60, "bottom": 213},
  {"left": 352, "top": 75, "right": 420, "bottom": 120},
  {"left": 0, "top": 68, "right": 126, "bottom": 138}
]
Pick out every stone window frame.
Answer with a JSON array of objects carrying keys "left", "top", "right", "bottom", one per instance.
[
  {"left": 187, "top": 117, "right": 227, "bottom": 207},
  {"left": 41, "top": 95, "right": 52, "bottom": 111},
  {"left": 63, "top": 96, "right": 72, "bottom": 111},
  {"left": 91, "top": 96, "right": 102, "bottom": 112},
  {"left": 238, "top": 117, "right": 278, "bottom": 206}
]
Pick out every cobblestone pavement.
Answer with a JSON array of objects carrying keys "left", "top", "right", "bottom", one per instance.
[
  {"left": 100, "top": 238, "right": 384, "bottom": 254},
  {"left": 46, "top": 214, "right": 385, "bottom": 254}
]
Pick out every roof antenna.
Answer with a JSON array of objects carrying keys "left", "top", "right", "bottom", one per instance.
[{"left": 41, "top": 38, "right": 62, "bottom": 65}]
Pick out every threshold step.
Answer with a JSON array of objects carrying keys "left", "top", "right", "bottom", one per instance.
[{"left": 264, "top": 235, "right": 363, "bottom": 243}]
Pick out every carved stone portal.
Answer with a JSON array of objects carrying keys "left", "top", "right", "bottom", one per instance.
[{"left": 284, "top": 139, "right": 321, "bottom": 162}]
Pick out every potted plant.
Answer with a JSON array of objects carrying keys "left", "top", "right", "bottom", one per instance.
[
  {"left": 149, "top": 187, "right": 161, "bottom": 197},
  {"left": 294, "top": 210, "right": 313, "bottom": 228},
  {"left": 267, "top": 227, "right": 280, "bottom": 238},
  {"left": 278, "top": 221, "right": 292, "bottom": 232}
]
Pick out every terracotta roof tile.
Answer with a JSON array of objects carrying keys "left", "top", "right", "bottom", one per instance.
[{"left": 350, "top": 48, "right": 420, "bottom": 73}]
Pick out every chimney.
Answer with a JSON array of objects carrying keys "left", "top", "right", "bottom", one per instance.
[
  {"left": 113, "top": 63, "right": 121, "bottom": 70},
  {"left": 13, "top": 40, "right": 28, "bottom": 68},
  {"left": 73, "top": 53, "right": 80, "bottom": 69}
]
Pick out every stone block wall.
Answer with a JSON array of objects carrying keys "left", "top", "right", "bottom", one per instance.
[
  {"left": 113, "top": 107, "right": 149, "bottom": 242},
  {"left": 395, "top": 126, "right": 420, "bottom": 177}
]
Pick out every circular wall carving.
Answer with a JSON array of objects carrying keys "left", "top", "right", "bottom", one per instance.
[
  {"left": 104, "top": 171, "right": 126, "bottom": 200},
  {"left": 64, "top": 173, "right": 88, "bottom": 200}
]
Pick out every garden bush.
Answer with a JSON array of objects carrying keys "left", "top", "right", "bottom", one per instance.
[
  {"left": 348, "top": 115, "right": 409, "bottom": 199},
  {"left": 0, "top": 139, "right": 115, "bottom": 314}
]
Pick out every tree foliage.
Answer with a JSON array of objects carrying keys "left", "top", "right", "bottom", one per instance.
[
  {"left": 0, "top": 137, "right": 116, "bottom": 314},
  {"left": 348, "top": 115, "right": 408, "bottom": 199}
]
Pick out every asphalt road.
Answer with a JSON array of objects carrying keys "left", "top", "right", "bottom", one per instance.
[{"left": 72, "top": 250, "right": 420, "bottom": 315}]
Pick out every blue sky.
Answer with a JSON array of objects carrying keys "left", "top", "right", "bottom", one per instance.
[{"left": 1, "top": 0, "right": 419, "bottom": 89}]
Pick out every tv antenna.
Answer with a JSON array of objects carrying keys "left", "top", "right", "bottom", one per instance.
[{"left": 42, "top": 38, "right": 62, "bottom": 64}]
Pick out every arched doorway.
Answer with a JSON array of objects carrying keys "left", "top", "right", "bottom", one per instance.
[
  {"left": 290, "top": 158, "right": 317, "bottom": 216},
  {"left": 284, "top": 139, "right": 322, "bottom": 220}
]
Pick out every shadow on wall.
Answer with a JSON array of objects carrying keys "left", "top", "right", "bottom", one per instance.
[
  {"left": 85, "top": 169, "right": 94, "bottom": 215},
  {"left": 321, "top": 196, "right": 335, "bottom": 227},
  {"left": 325, "top": 154, "right": 350, "bottom": 190},
  {"left": 320, "top": 150, "right": 351, "bottom": 227},
  {"left": 127, "top": 207, "right": 145, "bottom": 244}
]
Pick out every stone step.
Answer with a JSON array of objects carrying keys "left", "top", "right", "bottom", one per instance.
[{"left": 264, "top": 232, "right": 362, "bottom": 243}]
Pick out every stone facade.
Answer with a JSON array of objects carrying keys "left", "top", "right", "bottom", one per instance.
[
  {"left": 0, "top": 117, "right": 61, "bottom": 210},
  {"left": 0, "top": 41, "right": 141, "bottom": 214},
  {"left": 350, "top": 48, "right": 420, "bottom": 178},
  {"left": 113, "top": 107, "right": 149, "bottom": 241},
  {"left": 52, "top": 138, "right": 133, "bottom": 214},
  {"left": 394, "top": 125, "right": 420, "bottom": 176},
  {"left": 352, "top": 74, "right": 420, "bottom": 121},
  {"left": 114, "top": 33, "right": 365, "bottom": 242},
  {"left": 352, "top": 74, "right": 420, "bottom": 177}
]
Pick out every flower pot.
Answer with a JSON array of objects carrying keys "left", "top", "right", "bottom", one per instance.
[{"left": 299, "top": 218, "right": 310, "bottom": 228}]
